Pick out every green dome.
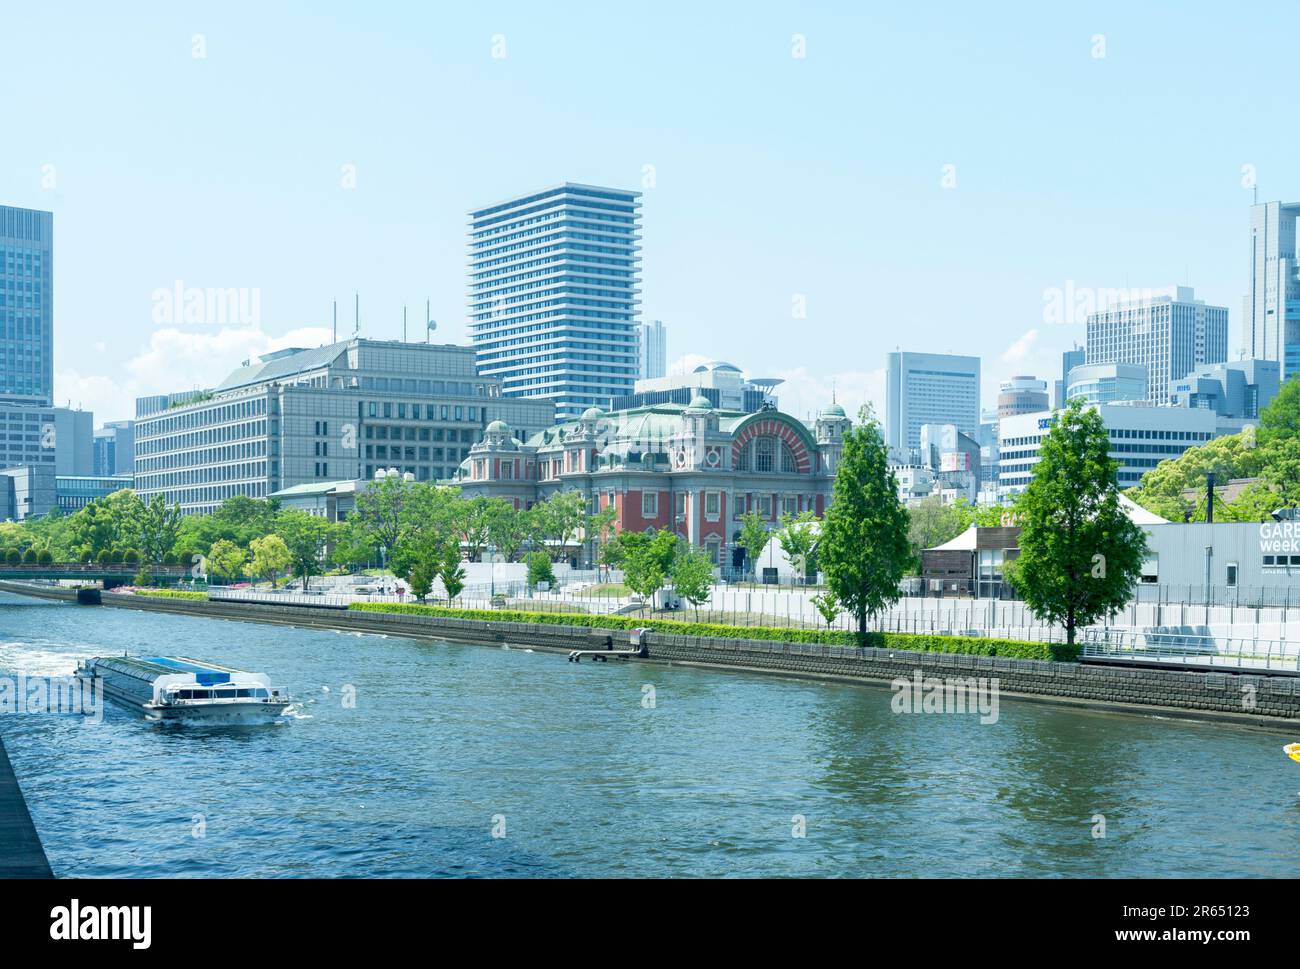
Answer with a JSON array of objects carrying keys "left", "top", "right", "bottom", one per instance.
[
  {"left": 686, "top": 394, "right": 713, "bottom": 412},
  {"left": 580, "top": 406, "right": 603, "bottom": 421},
  {"left": 822, "top": 401, "right": 846, "bottom": 419},
  {"left": 485, "top": 419, "right": 509, "bottom": 433}
]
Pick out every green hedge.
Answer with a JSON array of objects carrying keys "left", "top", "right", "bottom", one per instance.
[
  {"left": 348, "top": 602, "right": 1077, "bottom": 662},
  {"left": 132, "top": 588, "right": 208, "bottom": 601}
]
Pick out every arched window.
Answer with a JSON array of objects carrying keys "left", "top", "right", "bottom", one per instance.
[
  {"left": 755, "top": 437, "right": 775, "bottom": 472},
  {"left": 781, "top": 443, "right": 797, "bottom": 473}
]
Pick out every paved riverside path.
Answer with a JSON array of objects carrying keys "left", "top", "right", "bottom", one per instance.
[{"left": 0, "top": 734, "right": 52, "bottom": 878}]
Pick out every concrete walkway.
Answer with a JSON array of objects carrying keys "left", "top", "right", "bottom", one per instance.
[{"left": 0, "top": 734, "right": 52, "bottom": 878}]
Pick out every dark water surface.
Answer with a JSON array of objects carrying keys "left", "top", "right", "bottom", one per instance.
[{"left": 1, "top": 591, "right": 1297, "bottom": 877}]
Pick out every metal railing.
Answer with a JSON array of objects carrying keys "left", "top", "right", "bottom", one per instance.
[{"left": 1078, "top": 627, "right": 1300, "bottom": 674}]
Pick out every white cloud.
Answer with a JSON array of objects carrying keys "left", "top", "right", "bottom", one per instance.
[
  {"left": 775, "top": 365, "right": 885, "bottom": 423},
  {"left": 1000, "top": 328, "right": 1039, "bottom": 364},
  {"left": 56, "top": 325, "right": 336, "bottom": 424}
]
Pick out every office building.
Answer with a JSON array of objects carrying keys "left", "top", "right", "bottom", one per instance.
[
  {"left": 93, "top": 420, "right": 135, "bottom": 477},
  {"left": 1244, "top": 201, "right": 1300, "bottom": 379},
  {"left": 57, "top": 473, "right": 131, "bottom": 513},
  {"left": 1168, "top": 359, "right": 1280, "bottom": 420},
  {"left": 0, "top": 464, "right": 55, "bottom": 521},
  {"left": 885, "top": 351, "right": 980, "bottom": 453},
  {"left": 0, "top": 205, "right": 54, "bottom": 406},
  {"left": 999, "top": 404, "right": 1218, "bottom": 494},
  {"left": 1056, "top": 344, "right": 1085, "bottom": 408},
  {"left": 0, "top": 403, "right": 92, "bottom": 476},
  {"left": 997, "top": 376, "right": 1049, "bottom": 418},
  {"left": 613, "top": 360, "right": 781, "bottom": 413},
  {"left": 467, "top": 183, "right": 642, "bottom": 421},
  {"left": 1085, "top": 286, "right": 1227, "bottom": 405},
  {"left": 134, "top": 338, "right": 554, "bottom": 515},
  {"left": 1065, "top": 362, "right": 1149, "bottom": 405},
  {"left": 637, "top": 320, "right": 667, "bottom": 380}
]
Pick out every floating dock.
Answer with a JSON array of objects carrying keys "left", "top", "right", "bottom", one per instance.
[{"left": 0, "top": 735, "right": 52, "bottom": 878}]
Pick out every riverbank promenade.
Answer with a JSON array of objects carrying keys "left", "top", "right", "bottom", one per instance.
[{"left": 0, "top": 734, "right": 52, "bottom": 878}]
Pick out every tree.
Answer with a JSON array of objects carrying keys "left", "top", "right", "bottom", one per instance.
[
  {"left": 1007, "top": 399, "right": 1148, "bottom": 646},
  {"left": 247, "top": 534, "right": 292, "bottom": 587},
  {"left": 621, "top": 530, "right": 677, "bottom": 612},
  {"left": 670, "top": 544, "right": 714, "bottom": 619},
  {"left": 135, "top": 495, "right": 182, "bottom": 564},
  {"left": 819, "top": 407, "right": 911, "bottom": 639},
  {"left": 440, "top": 544, "right": 466, "bottom": 604},
  {"left": 274, "top": 510, "right": 334, "bottom": 591},
  {"left": 456, "top": 495, "right": 493, "bottom": 562},
  {"left": 777, "top": 510, "right": 819, "bottom": 583},
  {"left": 906, "top": 497, "right": 970, "bottom": 571},
  {"left": 1127, "top": 430, "right": 1264, "bottom": 521},
  {"left": 206, "top": 539, "right": 247, "bottom": 582},
  {"left": 526, "top": 549, "right": 555, "bottom": 589},
  {"left": 810, "top": 590, "right": 840, "bottom": 629},
  {"left": 408, "top": 558, "right": 436, "bottom": 603},
  {"left": 485, "top": 499, "right": 530, "bottom": 561},
  {"left": 737, "top": 509, "right": 771, "bottom": 578},
  {"left": 1257, "top": 380, "right": 1300, "bottom": 507}
]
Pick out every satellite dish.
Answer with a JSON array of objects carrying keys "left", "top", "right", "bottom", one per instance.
[{"left": 426, "top": 319, "right": 437, "bottom": 343}]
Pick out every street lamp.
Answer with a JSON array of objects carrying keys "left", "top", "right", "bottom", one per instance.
[{"left": 486, "top": 543, "right": 498, "bottom": 599}]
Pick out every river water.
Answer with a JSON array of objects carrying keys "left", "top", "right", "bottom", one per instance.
[{"left": 0, "top": 590, "right": 1297, "bottom": 877}]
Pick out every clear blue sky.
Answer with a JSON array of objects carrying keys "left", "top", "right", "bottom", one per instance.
[{"left": 3, "top": 0, "right": 1296, "bottom": 424}]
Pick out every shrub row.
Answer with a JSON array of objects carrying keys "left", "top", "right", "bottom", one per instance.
[
  {"left": 131, "top": 588, "right": 208, "bottom": 601},
  {"left": 348, "top": 602, "right": 1078, "bottom": 662}
]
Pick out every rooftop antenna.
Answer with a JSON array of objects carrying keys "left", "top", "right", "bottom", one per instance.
[
  {"left": 332, "top": 300, "right": 337, "bottom": 343},
  {"left": 403, "top": 305, "right": 408, "bottom": 343},
  {"left": 354, "top": 292, "right": 360, "bottom": 335}
]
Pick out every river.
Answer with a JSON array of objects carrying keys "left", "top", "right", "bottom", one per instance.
[{"left": 0, "top": 590, "right": 1297, "bottom": 877}]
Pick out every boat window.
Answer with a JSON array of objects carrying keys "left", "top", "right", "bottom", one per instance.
[
  {"left": 214, "top": 689, "right": 237, "bottom": 699},
  {"left": 252, "top": 689, "right": 269, "bottom": 698}
]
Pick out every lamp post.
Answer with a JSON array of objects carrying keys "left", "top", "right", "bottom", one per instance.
[{"left": 486, "top": 543, "right": 498, "bottom": 600}]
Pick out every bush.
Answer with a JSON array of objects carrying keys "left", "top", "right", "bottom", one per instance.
[
  {"left": 161, "top": 552, "right": 178, "bottom": 566},
  {"left": 132, "top": 569, "right": 152, "bottom": 588},
  {"left": 81, "top": 549, "right": 95, "bottom": 564},
  {"left": 95, "top": 549, "right": 111, "bottom": 565},
  {"left": 21, "top": 549, "right": 37, "bottom": 564},
  {"left": 132, "top": 589, "right": 207, "bottom": 601},
  {"left": 348, "top": 602, "right": 1078, "bottom": 661},
  {"left": 110, "top": 549, "right": 125, "bottom": 564},
  {"left": 123, "top": 549, "right": 140, "bottom": 564},
  {"left": 4, "top": 549, "right": 19, "bottom": 566},
  {"left": 36, "top": 549, "right": 53, "bottom": 566}
]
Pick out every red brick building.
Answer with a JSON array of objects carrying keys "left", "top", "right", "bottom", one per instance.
[{"left": 454, "top": 396, "right": 851, "bottom": 567}]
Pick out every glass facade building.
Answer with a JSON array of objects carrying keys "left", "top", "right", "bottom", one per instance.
[
  {"left": 1244, "top": 201, "right": 1300, "bottom": 380},
  {"left": 0, "top": 205, "right": 54, "bottom": 406},
  {"left": 468, "top": 183, "right": 642, "bottom": 421},
  {"left": 1085, "top": 286, "right": 1228, "bottom": 405},
  {"left": 885, "top": 351, "right": 981, "bottom": 454}
]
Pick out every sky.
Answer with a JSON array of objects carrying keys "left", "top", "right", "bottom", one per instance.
[{"left": 2, "top": 0, "right": 1297, "bottom": 426}]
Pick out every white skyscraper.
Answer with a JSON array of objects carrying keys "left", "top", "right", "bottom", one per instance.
[
  {"left": 1085, "top": 286, "right": 1227, "bottom": 405},
  {"left": 467, "top": 183, "right": 642, "bottom": 421},
  {"left": 885, "top": 351, "right": 980, "bottom": 455},
  {"left": 1244, "top": 201, "right": 1300, "bottom": 379},
  {"left": 637, "top": 320, "right": 667, "bottom": 379}
]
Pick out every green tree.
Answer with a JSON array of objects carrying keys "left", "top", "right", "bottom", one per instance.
[
  {"left": 135, "top": 495, "right": 182, "bottom": 563},
  {"left": 810, "top": 590, "right": 840, "bottom": 629},
  {"left": 525, "top": 549, "right": 555, "bottom": 589},
  {"left": 246, "top": 534, "right": 292, "bottom": 587},
  {"left": 737, "top": 509, "right": 771, "bottom": 578},
  {"left": 819, "top": 408, "right": 911, "bottom": 639},
  {"left": 408, "top": 558, "right": 436, "bottom": 603},
  {"left": 776, "top": 510, "right": 820, "bottom": 583},
  {"left": 274, "top": 510, "right": 334, "bottom": 592},
  {"left": 1007, "top": 399, "right": 1148, "bottom": 646},
  {"left": 440, "top": 544, "right": 466, "bottom": 604},
  {"left": 670, "top": 544, "right": 714, "bottom": 619},
  {"left": 485, "top": 499, "right": 530, "bottom": 561},
  {"left": 529, "top": 490, "right": 589, "bottom": 562},
  {"left": 1127, "top": 429, "right": 1265, "bottom": 521},
  {"left": 906, "top": 496, "right": 970, "bottom": 571},
  {"left": 1257, "top": 380, "right": 1300, "bottom": 507},
  {"left": 206, "top": 539, "right": 247, "bottom": 582},
  {"left": 621, "top": 530, "right": 677, "bottom": 612}
]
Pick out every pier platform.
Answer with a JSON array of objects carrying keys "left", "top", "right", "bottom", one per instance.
[{"left": 0, "top": 735, "right": 52, "bottom": 878}]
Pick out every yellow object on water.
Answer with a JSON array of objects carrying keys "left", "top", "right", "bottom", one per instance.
[{"left": 1284, "top": 743, "right": 1300, "bottom": 763}]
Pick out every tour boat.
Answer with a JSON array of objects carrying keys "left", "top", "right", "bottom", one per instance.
[{"left": 75, "top": 655, "right": 292, "bottom": 723}]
